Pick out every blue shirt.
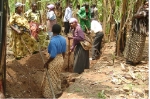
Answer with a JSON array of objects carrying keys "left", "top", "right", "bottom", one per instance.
[{"left": 48, "top": 35, "right": 66, "bottom": 58}]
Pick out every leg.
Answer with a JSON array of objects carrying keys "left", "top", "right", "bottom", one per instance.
[{"left": 92, "top": 32, "right": 104, "bottom": 60}]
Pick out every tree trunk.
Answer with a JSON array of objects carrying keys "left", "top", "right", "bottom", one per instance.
[
  {"left": 109, "top": 1, "right": 115, "bottom": 42},
  {"left": 22, "top": 0, "right": 25, "bottom": 13},
  {"left": 116, "top": 0, "right": 128, "bottom": 56},
  {"left": 102, "top": 0, "right": 107, "bottom": 41}
]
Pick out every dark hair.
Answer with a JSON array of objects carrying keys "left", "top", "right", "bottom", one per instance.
[
  {"left": 77, "top": 4, "right": 80, "bottom": 9},
  {"left": 85, "top": 3, "right": 89, "bottom": 9},
  {"left": 52, "top": 24, "right": 61, "bottom": 34},
  {"left": 144, "top": 0, "right": 148, "bottom": 4},
  {"left": 55, "top": 2, "right": 60, "bottom": 6}
]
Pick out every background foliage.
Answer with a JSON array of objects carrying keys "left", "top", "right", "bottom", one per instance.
[{"left": 8, "top": 0, "right": 144, "bottom": 55}]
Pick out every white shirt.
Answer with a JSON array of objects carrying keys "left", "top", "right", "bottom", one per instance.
[
  {"left": 91, "top": 20, "right": 103, "bottom": 33},
  {"left": 47, "top": 10, "right": 56, "bottom": 20},
  {"left": 63, "top": 7, "right": 72, "bottom": 22}
]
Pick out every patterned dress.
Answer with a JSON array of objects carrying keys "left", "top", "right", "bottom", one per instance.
[
  {"left": 24, "top": 9, "right": 49, "bottom": 49},
  {"left": 124, "top": 6, "right": 148, "bottom": 64},
  {"left": 9, "top": 13, "right": 38, "bottom": 59}
]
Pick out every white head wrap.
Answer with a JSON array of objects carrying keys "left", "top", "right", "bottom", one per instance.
[
  {"left": 15, "top": 2, "right": 25, "bottom": 8},
  {"left": 69, "top": 18, "right": 78, "bottom": 23},
  {"left": 47, "top": 4, "right": 55, "bottom": 9}
]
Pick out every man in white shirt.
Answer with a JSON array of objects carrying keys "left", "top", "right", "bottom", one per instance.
[
  {"left": 91, "top": 19, "right": 104, "bottom": 60},
  {"left": 63, "top": 3, "right": 72, "bottom": 35}
]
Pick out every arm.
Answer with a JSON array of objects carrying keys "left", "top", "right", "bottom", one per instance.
[
  {"left": 9, "top": 14, "right": 22, "bottom": 34},
  {"left": 10, "top": 25, "right": 22, "bottom": 34},
  {"left": 44, "top": 42, "right": 57, "bottom": 68},
  {"left": 65, "top": 8, "right": 69, "bottom": 21},
  {"left": 77, "top": 7, "right": 86, "bottom": 19},
  {"left": 44, "top": 57, "right": 54, "bottom": 69},
  {"left": 62, "top": 52, "right": 65, "bottom": 59},
  {"left": 73, "top": 27, "right": 84, "bottom": 41},
  {"left": 134, "top": 6, "right": 147, "bottom": 18}
]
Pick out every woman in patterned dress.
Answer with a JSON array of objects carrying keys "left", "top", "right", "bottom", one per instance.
[
  {"left": 41, "top": 24, "right": 66, "bottom": 98},
  {"left": 24, "top": 3, "right": 49, "bottom": 48},
  {"left": 124, "top": 0, "right": 149, "bottom": 66},
  {"left": 9, "top": 2, "right": 38, "bottom": 60}
]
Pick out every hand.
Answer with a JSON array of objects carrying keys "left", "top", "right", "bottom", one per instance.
[
  {"left": 87, "top": 30, "right": 91, "bottom": 34},
  {"left": 83, "top": 18, "right": 87, "bottom": 20},
  {"left": 70, "top": 46, "right": 74, "bottom": 52},
  {"left": 44, "top": 62, "right": 49, "bottom": 69},
  {"left": 17, "top": 30, "right": 22, "bottom": 34},
  {"left": 68, "top": 51, "right": 71, "bottom": 55}
]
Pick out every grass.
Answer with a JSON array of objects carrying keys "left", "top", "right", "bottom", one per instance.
[{"left": 98, "top": 90, "right": 106, "bottom": 99}]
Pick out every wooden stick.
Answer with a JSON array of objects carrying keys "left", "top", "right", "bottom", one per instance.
[{"left": 68, "top": 38, "right": 70, "bottom": 72}]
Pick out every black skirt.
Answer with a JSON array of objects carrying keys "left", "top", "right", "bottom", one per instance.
[{"left": 73, "top": 43, "right": 89, "bottom": 74}]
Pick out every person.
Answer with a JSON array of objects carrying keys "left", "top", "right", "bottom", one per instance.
[
  {"left": 41, "top": 24, "right": 66, "bottom": 98},
  {"left": 93, "top": 4, "right": 98, "bottom": 20},
  {"left": 24, "top": 3, "right": 49, "bottom": 49},
  {"left": 24, "top": 3, "right": 41, "bottom": 41},
  {"left": 124, "top": 0, "right": 149, "bottom": 66},
  {"left": 9, "top": 2, "right": 38, "bottom": 60},
  {"left": 90, "top": 5, "right": 94, "bottom": 18},
  {"left": 55, "top": 2, "right": 63, "bottom": 26},
  {"left": 91, "top": 19, "right": 104, "bottom": 60},
  {"left": 63, "top": 3, "right": 72, "bottom": 35},
  {"left": 46, "top": 4, "right": 57, "bottom": 40},
  {"left": 68, "top": 18, "right": 89, "bottom": 74},
  {"left": 77, "top": 3, "right": 91, "bottom": 33}
]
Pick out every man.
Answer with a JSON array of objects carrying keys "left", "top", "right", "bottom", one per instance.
[
  {"left": 63, "top": 3, "right": 72, "bottom": 35},
  {"left": 77, "top": 3, "right": 91, "bottom": 33},
  {"left": 91, "top": 19, "right": 104, "bottom": 60},
  {"left": 93, "top": 4, "right": 98, "bottom": 20}
]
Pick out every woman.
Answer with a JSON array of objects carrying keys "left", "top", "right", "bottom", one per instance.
[
  {"left": 41, "top": 24, "right": 66, "bottom": 98},
  {"left": 77, "top": 3, "right": 91, "bottom": 33},
  {"left": 24, "top": 3, "right": 49, "bottom": 48},
  {"left": 68, "top": 18, "right": 89, "bottom": 74},
  {"left": 9, "top": 2, "right": 38, "bottom": 60},
  {"left": 47, "top": 4, "right": 57, "bottom": 39},
  {"left": 124, "top": 0, "right": 149, "bottom": 66}
]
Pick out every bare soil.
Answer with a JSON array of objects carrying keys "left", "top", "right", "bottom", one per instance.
[{"left": 6, "top": 32, "right": 149, "bottom": 98}]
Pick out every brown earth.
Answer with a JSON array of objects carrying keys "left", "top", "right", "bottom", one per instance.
[{"left": 5, "top": 31, "right": 149, "bottom": 98}]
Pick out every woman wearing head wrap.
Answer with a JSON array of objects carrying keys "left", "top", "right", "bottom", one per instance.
[
  {"left": 68, "top": 18, "right": 89, "bottom": 74},
  {"left": 24, "top": 2, "right": 49, "bottom": 49},
  {"left": 46, "top": 4, "right": 57, "bottom": 39},
  {"left": 41, "top": 24, "right": 66, "bottom": 98},
  {"left": 9, "top": 2, "right": 38, "bottom": 60},
  {"left": 124, "top": 0, "right": 149, "bottom": 66}
]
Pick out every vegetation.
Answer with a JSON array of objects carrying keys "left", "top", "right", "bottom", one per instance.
[{"left": 8, "top": 0, "right": 144, "bottom": 56}]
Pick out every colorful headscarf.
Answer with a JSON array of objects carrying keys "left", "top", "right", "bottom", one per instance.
[
  {"left": 69, "top": 18, "right": 78, "bottom": 23},
  {"left": 47, "top": 4, "right": 55, "bottom": 10}
]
